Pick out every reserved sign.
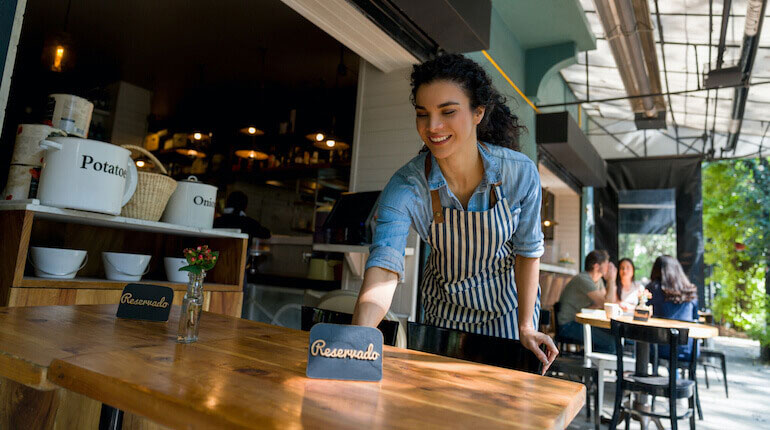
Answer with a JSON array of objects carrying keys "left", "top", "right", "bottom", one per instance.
[
  {"left": 116, "top": 283, "right": 173, "bottom": 322},
  {"left": 306, "top": 323, "right": 383, "bottom": 382}
]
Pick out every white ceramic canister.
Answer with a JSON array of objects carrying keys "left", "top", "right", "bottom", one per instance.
[
  {"left": 2, "top": 164, "right": 42, "bottom": 200},
  {"left": 45, "top": 94, "right": 94, "bottom": 138},
  {"left": 161, "top": 176, "right": 217, "bottom": 228},
  {"left": 11, "top": 124, "right": 66, "bottom": 165},
  {"left": 37, "top": 136, "right": 138, "bottom": 215}
]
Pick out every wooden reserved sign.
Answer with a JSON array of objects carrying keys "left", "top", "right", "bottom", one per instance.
[
  {"left": 116, "top": 283, "right": 173, "bottom": 322},
  {"left": 633, "top": 307, "right": 652, "bottom": 322},
  {"left": 306, "top": 323, "right": 383, "bottom": 382}
]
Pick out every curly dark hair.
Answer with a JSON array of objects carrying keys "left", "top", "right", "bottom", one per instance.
[
  {"left": 410, "top": 53, "right": 525, "bottom": 151},
  {"left": 649, "top": 255, "right": 698, "bottom": 304}
]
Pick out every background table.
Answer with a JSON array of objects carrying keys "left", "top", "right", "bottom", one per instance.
[
  {"left": 575, "top": 312, "right": 719, "bottom": 340},
  {"left": 575, "top": 311, "right": 718, "bottom": 429},
  {"left": 1, "top": 305, "right": 586, "bottom": 429}
]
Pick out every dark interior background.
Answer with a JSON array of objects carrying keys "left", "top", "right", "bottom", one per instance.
[{"left": 1, "top": 0, "right": 360, "bottom": 189}]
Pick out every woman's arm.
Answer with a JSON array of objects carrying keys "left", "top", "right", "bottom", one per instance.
[
  {"left": 515, "top": 256, "right": 558, "bottom": 374},
  {"left": 352, "top": 267, "right": 399, "bottom": 327}
]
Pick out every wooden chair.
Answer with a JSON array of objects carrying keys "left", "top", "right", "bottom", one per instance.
[
  {"left": 406, "top": 322, "right": 542, "bottom": 374},
  {"left": 609, "top": 320, "right": 696, "bottom": 430},
  {"left": 300, "top": 306, "right": 400, "bottom": 347}
]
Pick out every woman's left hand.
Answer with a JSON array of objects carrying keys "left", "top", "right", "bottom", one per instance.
[{"left": 519, "top": 327, "right": 559, "bottom": 375}]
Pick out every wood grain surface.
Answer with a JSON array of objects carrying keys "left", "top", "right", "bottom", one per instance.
[
  {"left": 0, "top": 305, "right": 584, "bottom": 430},
  {"left": 575, "top": 312, "right": 719, "bottom": 339}
]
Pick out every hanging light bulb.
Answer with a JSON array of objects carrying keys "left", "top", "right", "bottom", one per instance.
[
  {"left": 136, "top": 160, "right": 145, "bottom": 168},
  {"left": 193, "top": 132, "right": 203, "bottom": 140},
  {"left": 239, "top": 126, "right": 264, "bottom": 136},
  {"left": 316, "top": 133, "right": 325, "bottom": 141}
]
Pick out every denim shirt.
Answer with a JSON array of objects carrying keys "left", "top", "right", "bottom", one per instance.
[{"left": 366, "top": 142, "right": 545, "bottom": 279}]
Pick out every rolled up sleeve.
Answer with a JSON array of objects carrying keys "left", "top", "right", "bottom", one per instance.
[
  {"left": 365, "top": 178, "right": 414, "bottom": 280},
  {"left": 510, "top": 162, "right": 545, "bottom": 258}
]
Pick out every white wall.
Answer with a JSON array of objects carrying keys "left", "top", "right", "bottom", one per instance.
[
  {"left": 346, "top": 59, "right": 422, "bottom": 320},
  {"left": 552, "top": 192, "right": 581, "bottom": 272}
]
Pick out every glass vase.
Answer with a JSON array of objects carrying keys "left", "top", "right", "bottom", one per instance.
[{"left": 177, "top": 270, "right": 205, "bottom": 343}]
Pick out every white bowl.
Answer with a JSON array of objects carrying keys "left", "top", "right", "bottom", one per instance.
[
  {"left": 102, "top": 252, "right": 151, "bottom": 281},
  {"left": 29, "top": 246, "right": 87, "bottom": 279},
  {"left": 164, "top": 257, "right": 190, "bottom": 283}
]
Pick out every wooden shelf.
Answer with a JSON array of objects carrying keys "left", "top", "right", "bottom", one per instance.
[
  {"left": 1, "top": 208, "right": 248, "bottom": 317},
  {"left": 18, "top": 277, "right": 241, "bottom": 292},
  {"left": 0, "top": 201, "right": 247, "bottom": 239}
]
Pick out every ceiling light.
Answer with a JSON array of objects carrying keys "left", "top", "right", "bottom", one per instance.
[
  {"left": 306, "top": 132, "right": 327, "bottom": 142},
  {"left": 240, "top": 127, "right": 264, "bottom": 136},
  {"left": 235, "top": 149, "right": 268, "bottom": 160},
  {"left": 176, "top": 148, "right": 206, "bottom": 158},
  {"left": 313, "top": 140, "right": 349, "bottom": 151},
  {"left": 193, "top": 133, "right": 202, "bottom": 140}
]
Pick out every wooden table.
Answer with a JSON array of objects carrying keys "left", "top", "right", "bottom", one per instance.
[
  {"left": 1, "top": 305, "right": 586, "bottom": 429},
  {"left": 575, "top": 311, "right": 718, "bottom": 429},
  {"left": 575, "top": 312, "right": 719, "bottom": 339}
]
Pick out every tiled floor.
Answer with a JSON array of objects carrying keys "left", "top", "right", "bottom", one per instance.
[{"left": 566, "top": 337, "right": 770, "bottom": 430}]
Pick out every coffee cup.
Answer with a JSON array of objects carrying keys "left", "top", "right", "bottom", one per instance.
[{"left": 604, "top": 303, "right": 621, "bottom": 319}]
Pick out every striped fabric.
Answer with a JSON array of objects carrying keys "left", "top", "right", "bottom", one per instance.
[{"left": 421, "top": 185, "right": 541, "bottom": 340}]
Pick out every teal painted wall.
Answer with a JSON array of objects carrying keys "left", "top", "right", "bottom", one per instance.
[
  {"left": 467, "top": 8, "right": 536, "bottom": 161},
  {"left": 468, "top": 6, "right": 588, "bottom": 162}
]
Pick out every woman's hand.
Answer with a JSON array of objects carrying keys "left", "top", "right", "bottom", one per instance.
[{"left": 519, "top": 326, "right": 559, "bottom": 375}]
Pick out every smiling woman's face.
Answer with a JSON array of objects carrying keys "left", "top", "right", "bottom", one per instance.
[{"left": 414, "top": 80, "right": 484, "bottom": 160}]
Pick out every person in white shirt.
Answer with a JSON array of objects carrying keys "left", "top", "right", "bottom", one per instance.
[{"left": 616, "top": 258, "right": 643, "bottom": 311}]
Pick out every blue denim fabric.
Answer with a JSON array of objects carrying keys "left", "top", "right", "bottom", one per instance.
[
  {"left": 648, "top": 282, "right": 700, "bottom": 362},
  {"left": 365, "top": 142, "right": 544, "bottom": 279}
]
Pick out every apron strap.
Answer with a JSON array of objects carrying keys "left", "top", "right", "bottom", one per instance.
[
  {"left": 423, "top": 143, "right": 502, "bottom": 225},
  {"left": 425, "top": 155, "right": 445, "bottom": 223}
]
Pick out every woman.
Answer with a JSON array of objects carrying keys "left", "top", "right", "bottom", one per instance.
[
  {"left": 615, "top": 258, "right": 642, "bottom": 311},
  {"left": 646, "top": 255, "right": 699, "bottom": 361},
  {"left": 352, "top": 54, "right": 558, "bottom": 371}
]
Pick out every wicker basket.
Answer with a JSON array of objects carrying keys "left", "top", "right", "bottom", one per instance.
[{"left": 120, "top": 144, "right": 177, "bottom": 221}]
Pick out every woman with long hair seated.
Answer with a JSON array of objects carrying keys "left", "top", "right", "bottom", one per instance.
[
  {"left": 646, "top": 255, "right": 699, "bottom": 362},
  {"left": 615, "top": 258, "right": 644, "bottom": 312}
]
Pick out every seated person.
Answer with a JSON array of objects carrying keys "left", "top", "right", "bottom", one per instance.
[
  {"left": 214, "top": 191, "right": 271, "bottom": 241},
  {"left": 646, "top": 255, "right": 699, "bottom": 362},
  {"left": 616, "top": 258, "right": 644, "bottom": 312},
  {"left": 556, "top": 250, "right": 617, "bottom": 354}
]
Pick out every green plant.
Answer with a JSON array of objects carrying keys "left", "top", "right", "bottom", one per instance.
[
  {"left": 703, "top": 158, "right": 769, "bottom": 351},
  {"left": 180, "top": 245, "right": 219, "bottom": 275}
]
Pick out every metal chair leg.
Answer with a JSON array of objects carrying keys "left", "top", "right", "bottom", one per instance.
[
  {"left": 721, "top": 355, "right": 729, "bottom": 398},
  {"left": 99, "top": 404, "right": 124, "bottom": 430},
  {"left": 702, "top": 362, "right": 710, "bottom": 388},
  {"left": 609, "top": 389, "right": 624, "bottom": 430},
  {"left": 693, "top": 372, "right": 703, "bottom": 420},
  {"left": 584, "top": 373, "right": 591, "bottom": 420},
  {"left": 689, "top": 395, "right": 696, "bottom": 430},
  {"left": 670, "top": 394, "right": 678, "bottom": 430},
  {"left": 594, "top": 371, "right": 600, "bottom": 430}
]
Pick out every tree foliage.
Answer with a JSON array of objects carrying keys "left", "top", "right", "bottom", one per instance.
[{"left": 703, "top": 158, "right": 770, "bottom": 346}]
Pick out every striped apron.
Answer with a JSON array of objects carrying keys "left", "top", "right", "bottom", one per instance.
[{"left": 420, "top": 154, "right": 540, "bottom": 339}]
